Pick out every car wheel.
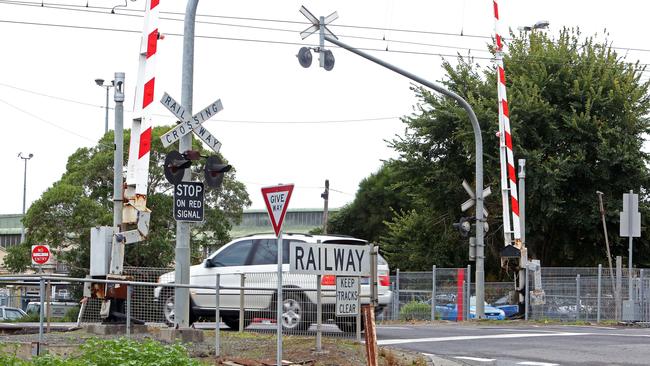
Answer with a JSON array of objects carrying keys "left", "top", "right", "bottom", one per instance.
[
  {"left": 335, "top": 315, "right": 365, "bottom": 333},
  {"left": 223, "top": 316, "right": 251, "bottom": 331},
  {"left": 281, "top": 293, "right": 312, "bottom": 332},
  {"left": 161, "top": 293, "right": 196, "bottom": 326}
]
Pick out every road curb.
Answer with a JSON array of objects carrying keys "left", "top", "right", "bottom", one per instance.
[{"left": 422, "top": 353, "right": 465, "bottom": 366}]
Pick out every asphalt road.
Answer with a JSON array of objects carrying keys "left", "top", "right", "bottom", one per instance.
[{"left": 375, "top": 323, "right": 650, "bottom": 366}]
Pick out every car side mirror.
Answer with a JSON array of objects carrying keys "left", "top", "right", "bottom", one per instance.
[{"left": 205, "top": 258, "right": 214, "bottom": 268}]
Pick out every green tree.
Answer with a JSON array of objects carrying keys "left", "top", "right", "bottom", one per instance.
[
  {"left": 328, "top": 161, "right": 411, "bottom": 242},
  {"left": 343, "top": 29, "right": 650, "bottom": 272},
  {"left": 5, "top": 126, "right": 250, "bottom": 275}
]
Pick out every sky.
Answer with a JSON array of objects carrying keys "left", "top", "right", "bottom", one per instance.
[{"left": 1, "top": 0, "right": 649, "bottom": 215}]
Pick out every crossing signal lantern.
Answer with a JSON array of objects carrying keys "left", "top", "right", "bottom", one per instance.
[
  {"left": 322, "top": 49, "right": 335, "bottom": 71},
  {"left": 452, "top": 217, "right": 473, "bottom": 237},
  {"left": 164, "top": 150, "right": 192, "bottom": 185},
  {"left": 297, "top": 47, "right": 313, "bottom": 68},
  {"left": 296, "top": 47, "right": 335, "bottom": 71},
  {"left": 205, "top": 156, "right": 231, "bottom": 188}
]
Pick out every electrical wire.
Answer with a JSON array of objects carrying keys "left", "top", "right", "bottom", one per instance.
[
  {"left": 0, "top": 18, "right": 491, "bottom": 61},
  {"left": 0, "top": 97, "right": 105, "bottom": 145},
  {"left": 3, "top": 16, "right": 646, "bottom": 73},
  {"left": 0, "top": 0, "right": 492, "bottom": 55},
  {"left": 3, "top": 0, "right": 650, "bottom": 55},
  {"left": 241, "top": 180, "right": 355, "bottom": 196},
  {"left": 0, "top": 81, "right": 404, "bottom": 124},
  {"left": 0, "top": 81, "right": 102, "bottom": 109},
  {"left": 1, "top": 0, "right": 649, "bottom": 72}
]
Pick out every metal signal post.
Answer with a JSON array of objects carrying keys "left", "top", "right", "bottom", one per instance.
[{"left": 296, "top": 6, "right": 487, "bottom": 318}]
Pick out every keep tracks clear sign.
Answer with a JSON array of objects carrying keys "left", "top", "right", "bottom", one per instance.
[
  {"left": 289, "top": 242, "right": 371, "bottom": 276},
  {"left": 336, "top": 276, "right": 360, "bottom": 316}
]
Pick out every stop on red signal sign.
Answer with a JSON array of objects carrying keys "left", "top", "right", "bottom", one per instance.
[{"left": 31, "top": 245, "right": 51, "bottom": 265}]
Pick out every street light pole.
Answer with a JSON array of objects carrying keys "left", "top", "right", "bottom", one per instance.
[
  {"left": 322, "top": 35, "right": 487, "bottom": 318},
  {"left": 518, "top": 20, "right": 550, "bottom": 32},
  {"left": 18, "top": 152, "right": 33, "bottom": 243},
  {"left": 95, "top": 79, "right": 114, "bottom": 134}
]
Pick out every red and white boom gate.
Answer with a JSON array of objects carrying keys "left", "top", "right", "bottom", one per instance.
[
  {"left": 88, "top": 0, "right": 160, "bottom": 322},
  {"left": 492, "top": 1, "right": 544, "bottom": 313}
]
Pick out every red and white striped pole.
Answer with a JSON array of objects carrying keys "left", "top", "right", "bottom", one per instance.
[
  {"left": 121, "top": 0, "right": 159, "bottom": 239},
  {"left": 493, "top": 0, "right": 521, "bottom": 245},
  {"left": 127, "top": 0, "right": 160, "bottom": 199}
]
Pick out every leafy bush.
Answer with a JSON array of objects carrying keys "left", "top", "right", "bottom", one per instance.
[
  {"left": 399, "top": 301, "right": 431, "bottom": 321},
  {"left": 0, "top": 338, "right": 204, "bottom": 366},
  {"left": 61, "top": 307, "right": 79, "bottom": 323}
]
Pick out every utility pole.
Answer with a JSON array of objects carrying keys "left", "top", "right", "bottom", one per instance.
[
  {"left": 113, "top": 72, "right": 125, "bottom": 230},
  {"left": 517, "top": 160, "right": 527, "bottom": 312},
  {"left": 321, "top": 179, "right": 329, "bottom": 234},
  {"left": 596, "top": 191, "right": 616, "bottom": 303},
  {"left": 18, "top": 152, "right": 33, "bottom": 243},
  {"left": 175, "top": 0, "right": 200, "bottom": 328},
  {"left": 104, "top": 84, "right": 110, "bottom": 134}
]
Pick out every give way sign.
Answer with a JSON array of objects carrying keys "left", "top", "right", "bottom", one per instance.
[
  {"left": 261, "top": 184, "right": 294, "bottom": 237},
  {"left": 31, "top": 245, "right": 51, "bottom": 265}
]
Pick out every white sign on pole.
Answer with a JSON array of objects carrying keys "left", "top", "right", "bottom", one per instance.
[
  {"left": 261, "top": 184, "right": 294, "bottom": 237},
  {"left": 620, "top": 193, "right": 641, "bottom": 238},
  {"left": 460, "top": 180, "right": 490, "bottom": 217},
  {"left": 159, "top": 92, "right": 224, "bottom": 153},
  {"left": 336, "top": 276, "right": 360, "bottom": 316},
  {"left": 289, "top": 242, "right": 371, "bottom": 276},
  {"left": 260, "top": 183, "right": 295, "bottom": 366}
]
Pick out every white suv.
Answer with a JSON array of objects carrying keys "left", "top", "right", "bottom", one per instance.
[{"left": 154, "top": 233, "right": 392, "bottom": 332}]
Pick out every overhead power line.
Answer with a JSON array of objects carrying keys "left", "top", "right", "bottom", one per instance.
[
  {"left": 0, "top": 0, "right": 493, "bottom": 55},
  {"left": 0, "top": 97, "right": 102, "bottom": 144},
  {"left": 2, "top": 0, "right": 650, "bottom": 55},
  {"left": 0, "top": 81, "right": 404, "bottom": 124},
  {"left": 1, "top": 1, "right": 649, "bottom": 72},
  {"left": 0, "top": 81, "right": 102, "bottom": 109},
  {"left": 0, "top": 18, "right": 494, "bottom": 61},
  {"left": 2, "top": 16, "right": 648, "bottom": 73},
  {"left": 0, "top": 15, "right": 650, "bottom": 72}
]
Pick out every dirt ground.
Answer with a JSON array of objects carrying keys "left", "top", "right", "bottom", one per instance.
[{"left": 0, "top": 327, "right": 429, "bottom": 366}]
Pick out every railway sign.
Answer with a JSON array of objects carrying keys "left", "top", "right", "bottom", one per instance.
[
  {"left": 461, "top": 180, "right": 491, "bottom": 217},
  {"left": 620, "top": 192, "right": 641, "bottom": 238},
  {"left": 159, "top": 92, "right": 223, "bottom": 153},
  {"left": 289, "top": 242, "right": 371, "bottom": 276},
  {"left": 299, "top": 6, "right": 338, "bottom": 40},
  {"left": 174, "top": 181, "right": 205, "bottom": 222},
  {"left": 336, "top": 276, "right": 360, "bottom": 316},
  {"left": 261, "top": 184, "right": 294, "bottom": 237},
  {"left": 31, "top": 245, "right": 51, "bottom": 265}
]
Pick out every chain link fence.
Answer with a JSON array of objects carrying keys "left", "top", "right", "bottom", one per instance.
[
  {"left": 2, "top": 265, "right": 649, "bottom": 342},
  {"left": 381, "top": 265, "right": 650, "bottom": 323},
  {"left": 0, "top": 269, "right": 375, "bottom": 340},
  {"left": 382, "top": 267, "right": 471, "bottom": 322}
]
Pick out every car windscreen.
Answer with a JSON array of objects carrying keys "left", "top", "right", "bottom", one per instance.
[
  {"left": 250, "top": 239, "right": 306, "bottom": 265},
  {"left": 5, "top": 309, "right": 24, "bottom": 320}
]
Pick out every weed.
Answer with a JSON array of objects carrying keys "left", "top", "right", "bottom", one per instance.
[
  {"left": 399, "top": 301, "right": 432, "bottom": 321},
  {"left": 0, "top": 338, "right": 206, "bottom": 366}
]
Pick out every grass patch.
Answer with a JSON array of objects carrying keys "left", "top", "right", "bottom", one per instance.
[{"left": 0, "top": 338, "right": 205, "bottom": 366}]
